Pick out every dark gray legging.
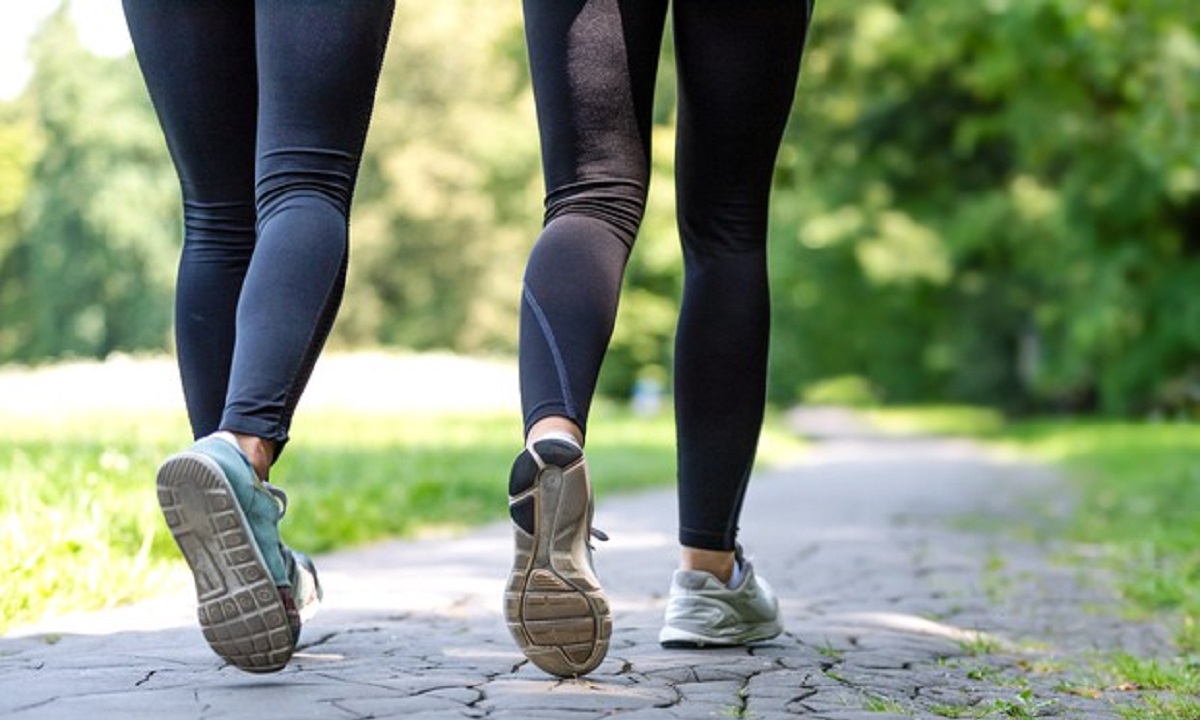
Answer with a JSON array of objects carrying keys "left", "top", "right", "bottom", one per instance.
[
  {"left": 123, "top": 0, "right": 394, "bottom": 455},
  {"left": 519, "top": 0, "right": 812, "bottom": 551}
]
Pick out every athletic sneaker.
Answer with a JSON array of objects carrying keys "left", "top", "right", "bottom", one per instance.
[
  {"left": 504, "top": 438, "right": 611, "bottom": 677},
  {"left": 156, "top": 434, "right": 321, "bottom": 673},
  {"left": 658, "top": 551, "right": 783, "bottom": 648}
]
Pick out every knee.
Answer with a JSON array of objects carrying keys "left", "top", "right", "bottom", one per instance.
[
  {"left": 679, "top": 199, "right": 770, "bottom": 259},
  {"left": 182, "top": 198, "right": 256, "bottom": 253},
  {"left": 544, "top": 178, "right": 648, "bottom": 249},
  {"left": 255, "top": 147, "right": 358, "bottom": 222}
]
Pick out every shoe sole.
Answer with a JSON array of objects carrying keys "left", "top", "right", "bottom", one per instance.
[
  {"left": 505, "top": 446, "right": 611, "bottom": 677},
  {"left": 659, "top": 621, "right": 783, "bottom": 649},
  {"left": 157, "top": 452, "right": 295, "bottom": 673}
]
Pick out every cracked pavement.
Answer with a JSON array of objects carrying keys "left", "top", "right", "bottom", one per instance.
[{"left": 0, "top": 430, "right": 1171, "bottom": 719}]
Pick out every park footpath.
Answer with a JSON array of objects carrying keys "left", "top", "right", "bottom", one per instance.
[{"left": 0, "top": 410, "right": 1173, "bottom": 720}]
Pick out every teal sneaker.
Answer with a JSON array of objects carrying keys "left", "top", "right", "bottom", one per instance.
[
  {"left": 504, "top": 438, "right": 611, "bottom": 677},
  {"left": 156, "top": 435, "right": 321, "bottom": 673}
]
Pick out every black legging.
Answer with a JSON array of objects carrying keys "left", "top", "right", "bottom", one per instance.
[
  {"left": 520, "top": 0, "right": 812, "bottom": 551},
  {"left": 123, "top": 1, "right": 394, "bottom": 453}
]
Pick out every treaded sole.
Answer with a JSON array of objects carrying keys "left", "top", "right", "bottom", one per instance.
[
  {"left": 658, "top": 620, "right": 783, "bottom": 649},
  {"left": 505, "top": 448, "right": 611, "bottom": 677},
  {"left": 157, "top": 452, "right": 295, "bottom": 673}
]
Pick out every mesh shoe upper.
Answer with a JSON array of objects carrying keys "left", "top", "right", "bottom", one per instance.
[
  {"left": 189, "top": 436, "right": 291, "bottom": 587},
  {"left": 659, "top": 555, "right": 783, "bottom": 648}
]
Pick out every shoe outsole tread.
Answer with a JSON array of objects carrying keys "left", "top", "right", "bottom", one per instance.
[
  {"left": 505, "top": 441, "right": 611, "bottom": 677},
  {"left": 157, "top": 452, "right": 295, "bottom": 673},
  {"left": 658, "top": 623, "right": 783, "bottom": 649}
]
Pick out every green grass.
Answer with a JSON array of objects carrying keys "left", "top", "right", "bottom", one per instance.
[
  {"left": 986, "top": 689, "right": 1054, "bottom": 718},
  {"left": 862, "top": 405, "right": 1008, "bottom": 437},
  {"left": 944, "top": 414, "right": 1200, "bottom": 719},
  {"left": 0, "top": 403, "right": 804, "bottom": 634},
  {"left": 929, "top": 703, "right": 987, "bottom": 718},
  {"left": 997, "top": 420, "right": 1200, "bottom": 650},
  {"left": 863, "top": 694, "right": 910, "bottom": 714},
  {"left": 958, "top": 633, "right": 1005, "bottom": 657},
  {"left": 1, "top": 411, "right": 192, "bottom": 632},
  {"left": 850, "top": 407, "right": 1200, "bottom": 719},
  {"left": 1105, "top": 653, "right": 1200, "bottom": 694}
]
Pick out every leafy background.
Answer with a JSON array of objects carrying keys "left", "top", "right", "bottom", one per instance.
[{"left": 0, "top": 0, "right": 1196, "bottom": 417}]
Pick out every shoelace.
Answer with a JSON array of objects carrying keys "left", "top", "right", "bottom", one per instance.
[
  {"left": 260, "top": 479, "right": 313, "bottom": 607},
  {"left": 526, "top": 439, "right": 608, "bottom": 548},
  {"left": 261, "top": 480, "right": 289, "bottom": 519},
  {"left": 589, "top": 527, "right": 609, "bottom": 552}
]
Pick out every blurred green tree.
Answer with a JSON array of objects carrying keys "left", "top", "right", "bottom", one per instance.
[
  {"left": 0, "top": 6, "right": 176, "bottom": 362},
  {"left": 338, "top": 2, "right": 541, "bottom": 355},
  {"left": 0, "top": 102, "right": 38, "bottom": 356},
  {"left": 1, "top": 1, "right": 1195, "bottom": 418},
  {"left": 768, "top": 0, "right": 1200, "bottom": 415}
]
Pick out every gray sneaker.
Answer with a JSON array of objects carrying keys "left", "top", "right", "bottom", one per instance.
[
  {"left": 157, "top": 435, "right": 321, "bottom": 673},
  {"left": 504, "top": 439, "right": 611, "bottom": 677},
  {"left": 658, "top": 552, "right": 782, "bottom": 648}
]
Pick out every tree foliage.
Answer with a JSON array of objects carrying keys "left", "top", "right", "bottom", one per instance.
[
  {"left": 338, "top": 2, "right": 541, "bottom": 354},
  {"left": 0, "top": 7, "right": 176, "bottom": 362},
  {"left": 768, "top": 0, "right": 1200, "bottom": 414},
  {"left": 0, "top": 1, "right": 1195, "bottom": 415}
]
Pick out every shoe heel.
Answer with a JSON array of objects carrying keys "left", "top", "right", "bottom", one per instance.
[
  {"left": 157, "top": 452, "right": 296, "bottom": 673},
  {"left": 505, "top": 445, "right": 611, "bottom": 677}
]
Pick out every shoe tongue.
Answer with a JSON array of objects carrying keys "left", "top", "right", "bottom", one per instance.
[{"left": 728, "top": 557, "right": 746, "bottom": 589}]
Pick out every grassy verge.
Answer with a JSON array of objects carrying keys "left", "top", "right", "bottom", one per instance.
[
  {"left": 1004, "top": 420, "right": 1200, "bottom": 720},
  {"left": 996, "top": 420, "right": 1200, "bottom": 647},
  {"left": 0, "top": 403, "right": 803, "bottom": 634},
  {"left": 862, "top": 405, "right": 1009, "bottom": 438},
  {"left": 867, "top": 406, "right": 1200, "bottom": 719}
]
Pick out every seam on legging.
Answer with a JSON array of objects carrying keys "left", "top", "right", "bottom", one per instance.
[{"left": 523, "top": 285, "right": 578, "bottom": 422}]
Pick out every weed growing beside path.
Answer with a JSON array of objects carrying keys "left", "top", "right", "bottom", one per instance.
[{"left": 1005, "top": 421, "right": 1200, "bottom": 720}]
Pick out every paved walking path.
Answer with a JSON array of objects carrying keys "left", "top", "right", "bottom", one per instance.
[{"left": 0, "top": 426, "right": 1171, "bottom": 719}]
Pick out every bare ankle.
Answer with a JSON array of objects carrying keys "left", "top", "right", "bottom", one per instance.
[
  {"left": 229, "top": 432, "right": 275, "bottom": 480},
  {"left": 527, "top": 416, "right": 583, "bottom": 447},
  {"left": 680, "top": 546, "right": 736, "bottom": 585}
]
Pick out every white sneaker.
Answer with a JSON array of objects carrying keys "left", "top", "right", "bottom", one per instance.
[{"left": 658, "top": 554, "right": 782, "bottom": 648}]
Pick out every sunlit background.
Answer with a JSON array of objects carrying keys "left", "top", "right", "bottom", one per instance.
[
  {"left": 2, "top": 1, "right": 1200, "bottom": 415},
  {"left": 2, "top": 5, "right": 1199, "bottom": 701},
  {"left": 0, "top": 1, "right": 130, "bottom": 100},
  {"left": 1, "top": 0, "right": 1196, "bottom": 415}
]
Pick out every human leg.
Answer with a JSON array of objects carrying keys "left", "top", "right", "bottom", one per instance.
[
  {"left": 124, "top": 0, "right": 393, "bottom": 672},
  {"left": 518, "top": 0, "right": 667, "bottom": 440},
  {"left": 124, "top": 0, "right": 311, "bottom": 672},
  {"left": 660, "top": 0, "right": 812, "bottom": 647},
  {"left": 123, "top": 0, "right": 258, "bottom": 439},
  {"left": 671, "top": 0, "right": 811, "bottom": 561},
  {"left": 124, "top": 0, "right": 300, "bottom": 672},
  {"left": 508, "top": 0, "right": 668, "bottom": 677},
  {"left": 218, "top": 0, "right": 394, "bottom": 459}
]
